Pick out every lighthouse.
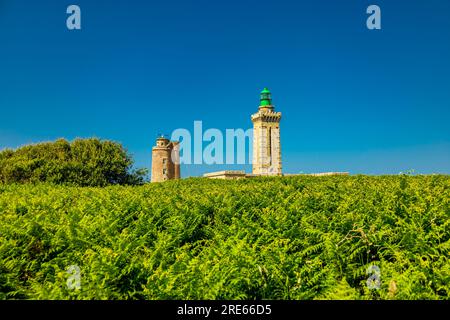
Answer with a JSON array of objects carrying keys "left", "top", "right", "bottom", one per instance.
[{"left": 251, "top": 88, "right": 282, "bottom": 175}]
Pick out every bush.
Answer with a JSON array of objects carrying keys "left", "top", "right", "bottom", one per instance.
[{"left": 0, "top": 138, "right": 147, "bottom": 186}]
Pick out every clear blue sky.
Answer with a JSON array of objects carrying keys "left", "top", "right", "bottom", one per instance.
[{"left": 1, "top": 0, "right": 449, "bottom": 176}]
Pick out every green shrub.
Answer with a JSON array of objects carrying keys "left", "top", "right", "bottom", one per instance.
[{"left": 0, "top": 138, "right": 147, "bottom": 186}]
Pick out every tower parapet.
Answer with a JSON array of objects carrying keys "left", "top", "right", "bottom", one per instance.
[{"left": 251, "top": 109, "right": 282, "bottom": 123}]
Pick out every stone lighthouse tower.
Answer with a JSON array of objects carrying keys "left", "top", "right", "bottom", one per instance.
[
  {"left": 251, "top": 88, "right": 282, "bottom": 175},
  {"left": 151, "top": 136, "right": 181, "bottom": 182}
]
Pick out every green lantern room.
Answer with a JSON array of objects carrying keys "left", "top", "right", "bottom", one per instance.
[{"left": 260, "top": 87, "right": 273, "bottom": 108}]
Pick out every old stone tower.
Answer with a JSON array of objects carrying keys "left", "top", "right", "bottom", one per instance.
[
  {"left": 151, "top": 136, "right": 180, "bottom": 182},
  {"left": 251, "top": 88, "right": 282, "bottom": 175}
]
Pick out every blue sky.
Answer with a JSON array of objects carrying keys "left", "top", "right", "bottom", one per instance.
[{"left": 0, "top": 0, "right": 449, "bottom": 176}]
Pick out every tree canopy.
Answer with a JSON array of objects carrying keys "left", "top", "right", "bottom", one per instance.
[{"left": 0, "top": 138, "right": 147, "bottom": 186}]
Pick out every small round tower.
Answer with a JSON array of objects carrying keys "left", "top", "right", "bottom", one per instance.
[{"left": 151, "top": 136, "right": 180, "bottom": 182}]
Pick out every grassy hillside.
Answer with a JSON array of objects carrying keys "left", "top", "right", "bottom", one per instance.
[{"left": 0, "top": 175, "right": 449, "bottom": 300}]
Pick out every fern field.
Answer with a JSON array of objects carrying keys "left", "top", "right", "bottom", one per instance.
[{"left": 0, "top": 175, "right": 449, "bottom": 300}]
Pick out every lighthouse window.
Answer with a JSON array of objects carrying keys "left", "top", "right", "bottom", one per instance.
[{"left": 163, "top": 169, "right": 167, "bottom": 175}]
